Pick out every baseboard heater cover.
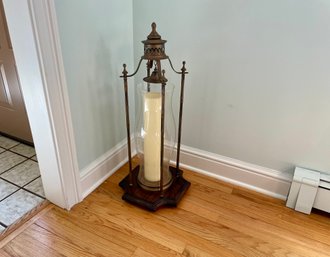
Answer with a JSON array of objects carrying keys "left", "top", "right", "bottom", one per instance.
[{"left": 286, "top": 167, "right": 330, "bottom": 214}]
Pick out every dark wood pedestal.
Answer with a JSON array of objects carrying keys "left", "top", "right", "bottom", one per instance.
[{"left": 119, "top": 166, "right": 191, "bottom": 211}]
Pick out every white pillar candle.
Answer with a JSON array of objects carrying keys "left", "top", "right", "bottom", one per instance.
[{"left": 143, "top": 92, "right": 161, "bottom": 182}]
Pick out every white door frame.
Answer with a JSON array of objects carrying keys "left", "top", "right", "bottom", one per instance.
[{"left": 3, "top": 0, "right": 81, "bottom": 209}]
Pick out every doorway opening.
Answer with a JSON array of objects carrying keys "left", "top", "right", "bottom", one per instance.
[{"left": 0, "top": 0, "right": 46, "bottom": 238}]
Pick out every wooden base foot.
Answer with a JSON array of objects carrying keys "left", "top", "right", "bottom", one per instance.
[{"left": 119, "top": 166, "right": 190, "bottom": 211}]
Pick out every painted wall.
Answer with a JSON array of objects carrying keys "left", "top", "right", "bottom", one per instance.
[
  {"left": 55, "top": 0, "right": 134, "bottom": 170},
  {"left": 133, "top": 0, "right": 330, "bottom": 174}
]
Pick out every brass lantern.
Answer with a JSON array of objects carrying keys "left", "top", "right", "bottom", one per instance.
[{"left": 119, "top": 23, "right": 190, "bottom": 211}]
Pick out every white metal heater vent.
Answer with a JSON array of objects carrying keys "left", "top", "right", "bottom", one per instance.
[{"left": 286, "top": 167, "right": 330, "bottom": 214}]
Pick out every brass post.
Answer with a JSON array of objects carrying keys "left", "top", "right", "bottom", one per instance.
[
  {"left": 122, "top": 64, "right": 133, "bottom": 186},
  {"left": 176, "top": 61, "right": 186, "bottom": 173},
  {"left": 160, "top": 81, "right": 166, "bottom": 197}
]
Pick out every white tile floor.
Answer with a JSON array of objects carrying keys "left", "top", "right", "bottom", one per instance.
[{"left": 0, "top": 136, "right": 45, "bottom": 231}]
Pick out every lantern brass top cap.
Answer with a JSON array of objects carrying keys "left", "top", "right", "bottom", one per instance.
[{"left": 142, "top": 22, "right": 168, "bottom": 60}]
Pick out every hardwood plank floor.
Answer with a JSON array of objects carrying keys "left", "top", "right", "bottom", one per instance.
[{"left": 1, "top": 162, "right": 330, "bottom": 257}]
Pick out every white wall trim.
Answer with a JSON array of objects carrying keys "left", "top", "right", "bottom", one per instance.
[
  {"left": 175, "top": 145, "right": 293, "bottom": 200},
  {"left": 79, "top": 136, "right": 292, "bottom": 201},
  {"left": 80, "top": 138, "right": 135, "bottom": 199},
  {"left": 80, "top": 138, "right": 292, "bottom": 201},
  {"left": 40, "top": 0, "right": 82, "bottom": 207},
  {"left": 3, "top": 0, "right": 81, "bottom": 209}
]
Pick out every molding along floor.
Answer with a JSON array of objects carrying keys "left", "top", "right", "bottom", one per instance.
[
  {"left": 80, "top": 136, "right": 292, "bottom": 201},
  {"left": 80, "top": 138, "right": 136, "bottom": 199},
  {"left": 174, "top": 145, "right": 293, "bottom": 200}
]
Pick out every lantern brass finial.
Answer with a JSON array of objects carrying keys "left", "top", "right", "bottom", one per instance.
[
  {"left": 147, "top": 22, "right": 161, "bottom": 40},
  {"left": 122, "top": 63, "right": 128, "bottom": 76},
  {"left": 181, "top": 61, "right": 186, "bottom": 73}
]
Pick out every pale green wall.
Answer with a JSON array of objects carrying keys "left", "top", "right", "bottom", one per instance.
[
  {"left": 55, "top": 0, "right": 134, "bottom": 170},
  {"left": 133, "top": 0, "right": 330, "bottom": 174},
  {"left": 54, "top": 0, "right": 330, "bottom": 174}
]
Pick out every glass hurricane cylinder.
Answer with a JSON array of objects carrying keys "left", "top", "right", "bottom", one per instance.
[{"left": 135, "top": 82, "right": 176, "bottom": 191}]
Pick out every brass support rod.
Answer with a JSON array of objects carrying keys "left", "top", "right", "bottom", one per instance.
[
  {"left": 160, "top": 82, "right": 166, "bottom": 197},
  {"left": 156, "top": 60, "right": 165, "bottom": 197},
  {"left": 122, "top": 64, "right": 133, "bottom": 187},
  {"left": 176, "top": 61, "right": 187, "bottom": 172},
  {"left": 147, "top": 60, "right": 152, "bottom": 92}
]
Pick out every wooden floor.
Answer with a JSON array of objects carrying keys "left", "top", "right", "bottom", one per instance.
[{"left": 1, "top": 162, "right": 330, "bottom": 257}]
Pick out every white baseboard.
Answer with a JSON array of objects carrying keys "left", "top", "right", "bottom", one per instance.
[
  {"left": 175, "top": 145, "right": 293, "bottom": 200},
  {"left": 80, "top": 138, "right": 293, "bottom": 201},
  {"left": 80, "top": 138, "right": 135, "bottom": 199}
]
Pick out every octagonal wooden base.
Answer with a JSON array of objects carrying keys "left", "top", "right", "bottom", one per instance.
[{"left": 119, "top": 166, "right": 191, "bottom": 211}]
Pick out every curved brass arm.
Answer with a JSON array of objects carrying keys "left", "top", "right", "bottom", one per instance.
[
  {"left": 168, "top": 58, "right": 188, "bottom": 75},
  {"left": 120, "top": 58, "right": 144, "bottom": 78}
]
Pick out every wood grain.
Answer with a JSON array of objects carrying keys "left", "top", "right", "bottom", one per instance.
[
  {"left": 0, "top": 200, "right": 50, "bottom": 243},
  {"left": 1, "top": 161, "right": 330, "bottom": 257}
]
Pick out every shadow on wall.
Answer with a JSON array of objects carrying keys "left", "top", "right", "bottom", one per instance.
[{"left": 85, "top": 37, "right": 125, "bottom": 156}]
